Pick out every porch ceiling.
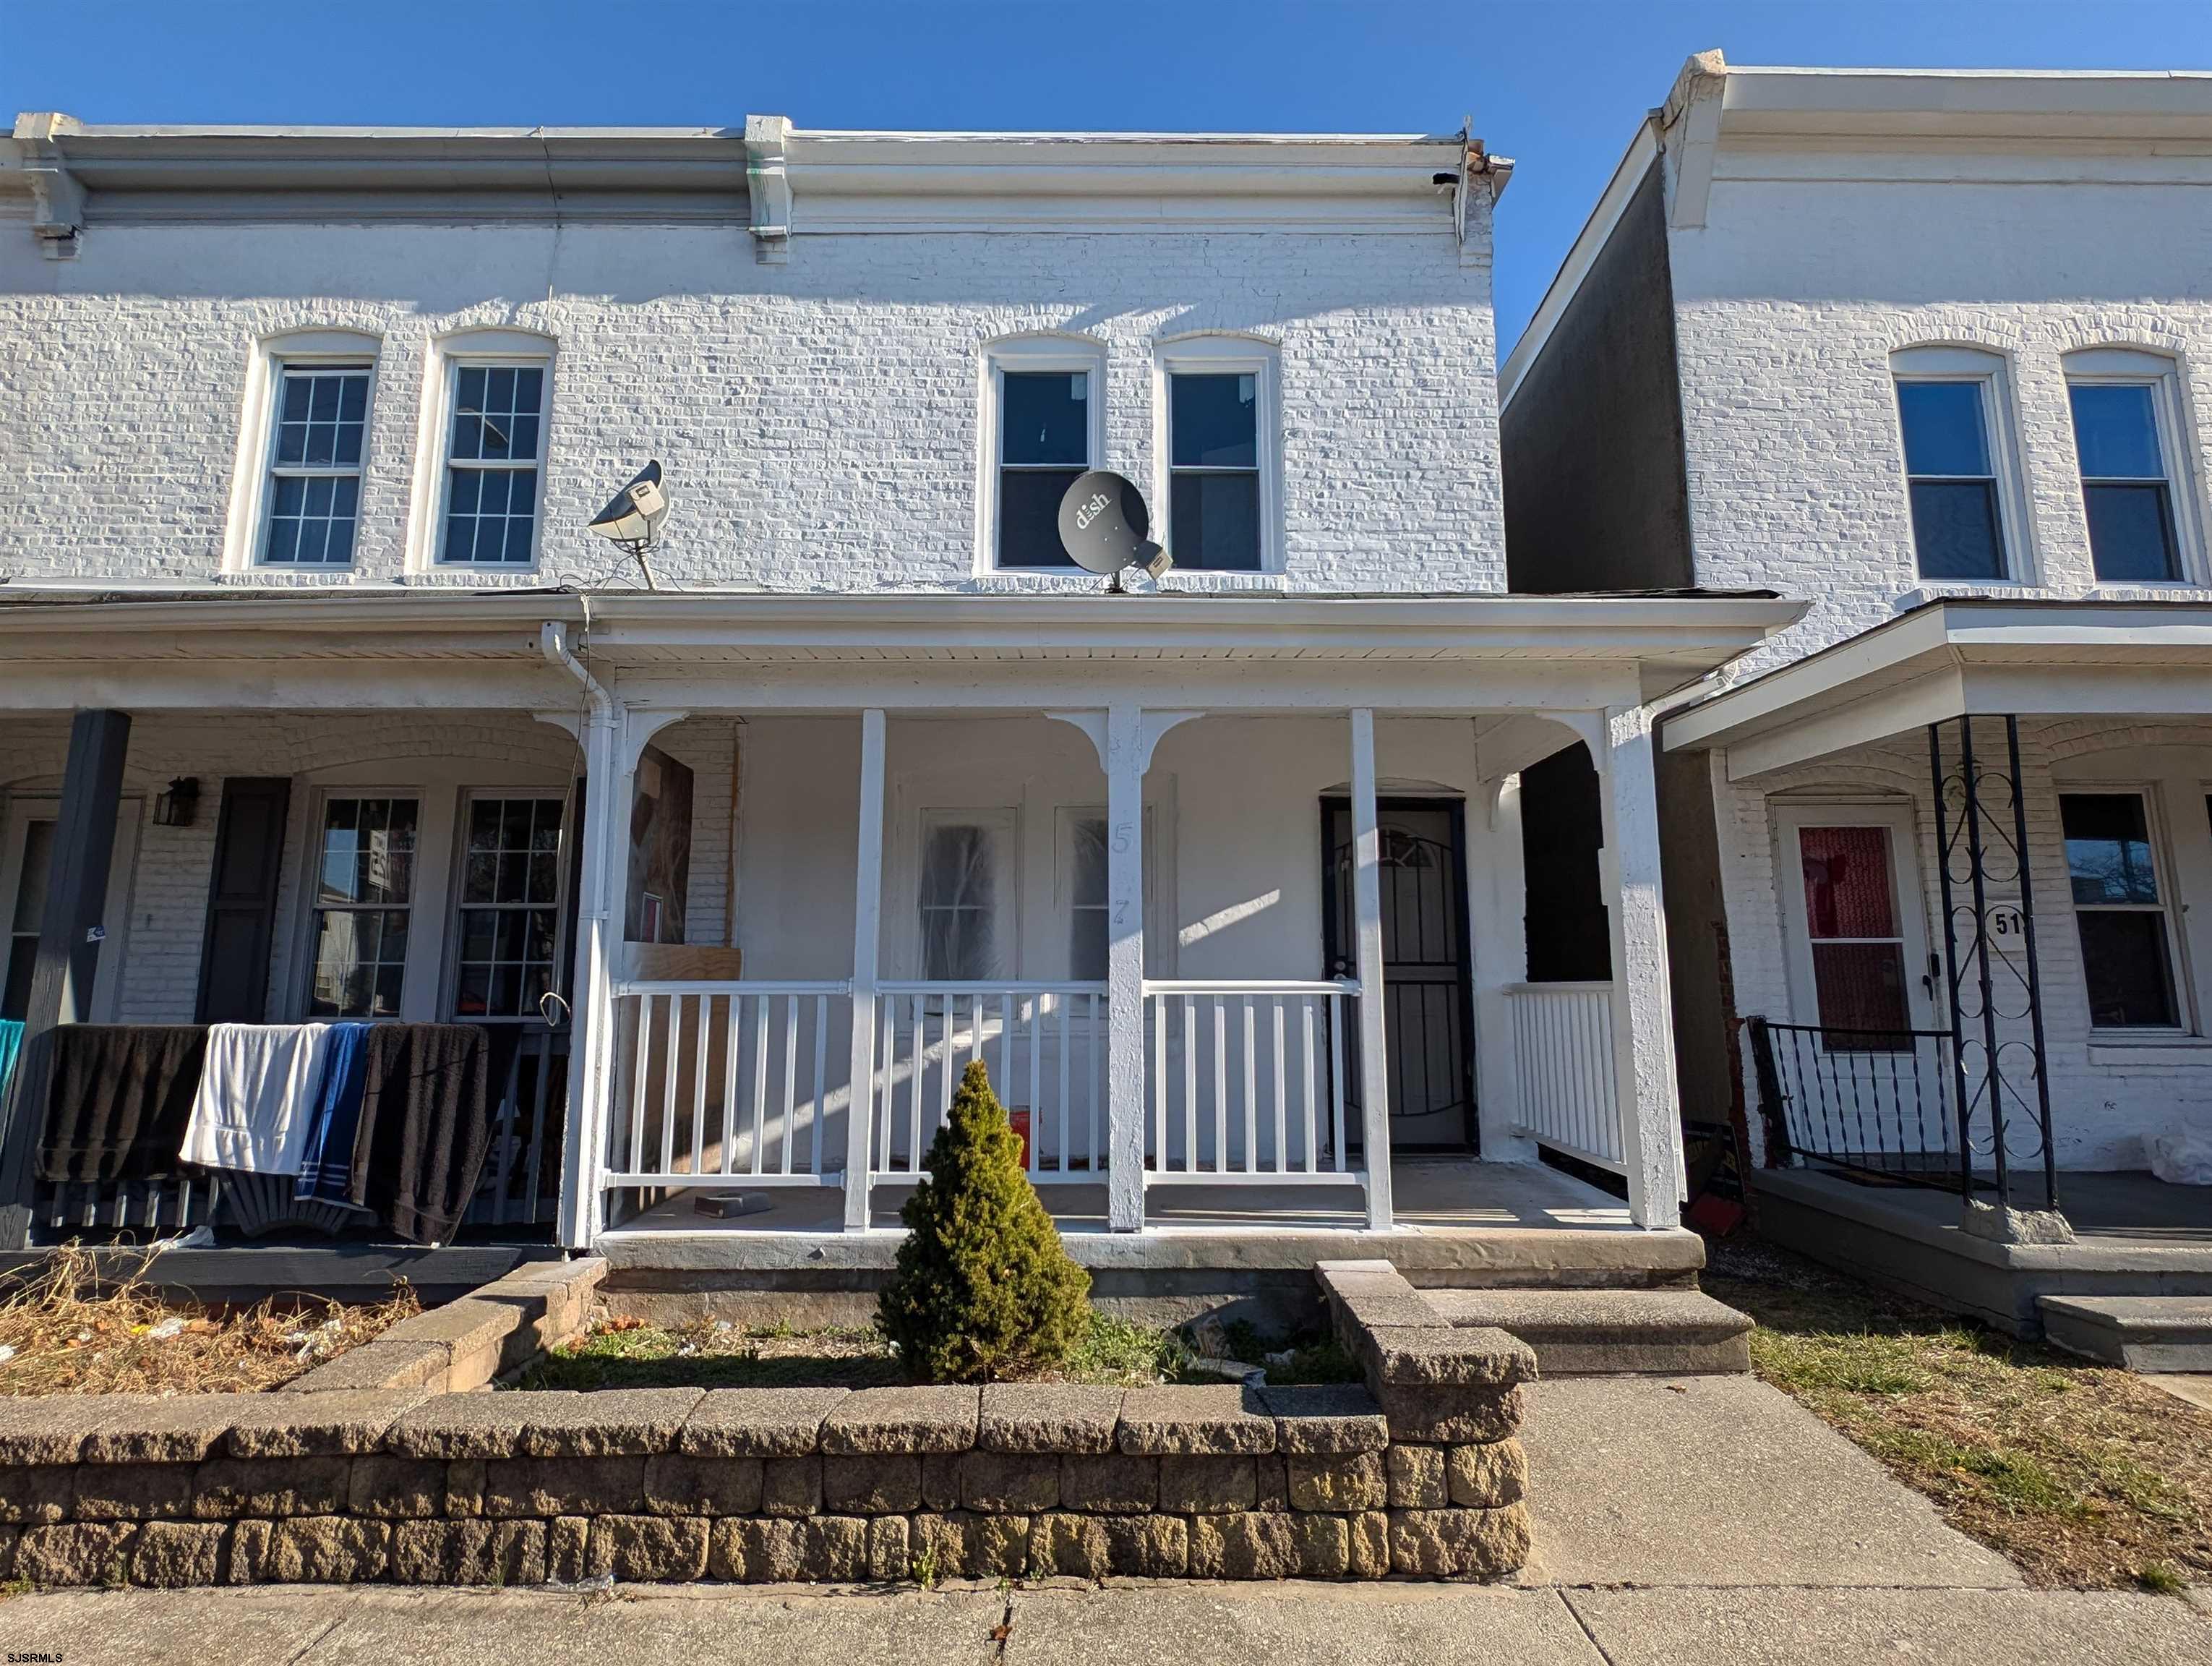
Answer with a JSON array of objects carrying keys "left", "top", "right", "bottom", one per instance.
[{"left": 1664, "top": 598, "right": 2212, "bottom": 780}]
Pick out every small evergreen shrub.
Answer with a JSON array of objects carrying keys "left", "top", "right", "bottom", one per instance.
[{"left": 878, "top": 1059, "right": 1092, "bottom": 1383}]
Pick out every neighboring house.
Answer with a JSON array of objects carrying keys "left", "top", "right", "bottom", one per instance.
[
  {"left": 0, "top": 111, "right": 1795, "bottom": 1325},
  {"left": 1502, "top": 53, "right": 2212, "bottom": 1353}
]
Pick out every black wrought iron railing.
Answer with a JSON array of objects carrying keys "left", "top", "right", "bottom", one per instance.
[{"left": 1746, "top": 1017, "right": 1970, "bottom": 1191}]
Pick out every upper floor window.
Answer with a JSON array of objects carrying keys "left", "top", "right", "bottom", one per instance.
[
  {"left": 2065, "top": 349, "right": 2192, "bottom": 584},
  {"left": 1159, "top": 338, "right": 1278, "bottom": 572},
  {"left": 438, "top": 361, "right": 548, "bottom": 566},
  {"left": 261, "top": 361, "right": 372, "bottom": 566},
  {"left": 1893, "top": 354, "right": 2017, "bottom": 579},
  {"left": 982, "top": 337, "right": 1105, "bottom": 571}
]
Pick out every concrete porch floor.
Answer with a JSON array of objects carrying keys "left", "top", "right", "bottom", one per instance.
[
  {"left": 1749, "top": 1164, "right": 2212, "bottom": 1337},
  {"left": 594, "top": 1158, "right": 1705, "bottom": 1328}
]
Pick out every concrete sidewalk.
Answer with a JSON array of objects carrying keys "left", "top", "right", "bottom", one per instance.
[{"left": 0, "top": 1375, "right": 2201, "bottom": 1665}]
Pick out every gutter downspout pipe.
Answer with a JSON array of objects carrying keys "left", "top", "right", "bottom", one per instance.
[{"left": 542, "top": 618, "right": 619, "bottom": 1250}]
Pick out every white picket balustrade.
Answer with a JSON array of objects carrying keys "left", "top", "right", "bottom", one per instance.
[
  {"left": 1506, "top": 981, "right": 1624, "bottom": 1172},
  {"left": 1142, "top": 980, "right": 1360, "bottom": 1184}
]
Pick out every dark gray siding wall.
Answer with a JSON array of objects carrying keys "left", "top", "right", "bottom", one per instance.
[
  {"left": 1655, "top": 745, "right": 1739, "bottom": 1147},
  {"left": 1500, "top": 159, "right": 1692, "bottom": 594}
]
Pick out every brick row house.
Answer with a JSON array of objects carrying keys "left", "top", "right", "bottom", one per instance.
[
  {"left": 1503, "top": 55, "right": 2212, "bottom": 1352},
  {"left": 0, "top": 113, "right": 1793, "bottom": 1320}
]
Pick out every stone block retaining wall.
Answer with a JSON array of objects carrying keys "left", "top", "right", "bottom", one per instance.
[{"left": 0, "top": 1260, "right": 1534, "bottom": 1587}]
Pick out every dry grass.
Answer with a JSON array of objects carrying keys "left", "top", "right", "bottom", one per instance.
[
  {"left": 1705, "top": 1236, "right": 2212, "bottom": 1591},
  {"left": 0, "top": 1242, "right": 419, "bottom": 1396}
]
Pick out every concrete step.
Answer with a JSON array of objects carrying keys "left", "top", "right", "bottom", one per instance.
[
  {"left": 2038, "top": 1295, "right": 2212, "bottom": 1372},
  {"left": 1420, "top": 1288, "right": 1754, "bottom": 1376}
]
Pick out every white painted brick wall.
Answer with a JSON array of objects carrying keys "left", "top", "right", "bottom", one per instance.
[
  {"left": 0, "top": 215, "right": 1504, "bottom": 594},
  {"left": 1668, "top": 174, "right": 2212, "bottom": 676}
]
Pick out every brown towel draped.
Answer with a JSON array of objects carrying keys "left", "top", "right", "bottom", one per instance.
[
  {"left": 348, "top": 1022, "right": 490, "bottom": 1245},
  {"left": 38, "top": 1025, "right": 210, "bottom": 1184}
]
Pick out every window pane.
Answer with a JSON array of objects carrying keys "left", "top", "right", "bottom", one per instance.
[
  {"left": 1071, "top": 816, "right": 1107, "bottom": 907},
  {"left": 1799, "top": 826, "right": 1898, "bottom": 939},
  {"left": 2083, "top": 483, "right": 2179, "bottom": 583},
  {"left": 2070, "top": 383, "right": 2164, "bottom": 479},
  {"left": 920, "top": 822, "right": 1000, "bottom": 981},
  {"left": 2062, "top": 794, "right": 2161, "bottom": 905},
  {"left": 1170, "top": 471, "right": 1262, "bottom": 571},
  {"left": 1897, "top": 381, "right": 1992, "bottom": 477},
  {"left": 2077, "top": 911, "right": 2179, "bottom": 1028},
  {"left": 1071, "top": 907, "right": 1107, "bottom": 981},
  {"left": 1000, "top": 372, "right": 1088, "bottom": 466},
  {"left": 309, "top": 906, "right": 408, "bottom": 1020},
  {"left": 1170, "top": 372, "right": 1258, "bottom": 469},
  {"left": 998, "top": 466, "right": 1083, "bottom": 568},
  {"left": 1906, "top": 480, "right": 2004, "bottom": 580},
  {"left": 317, "top": 798, "right": 417, "bottom": 906},
  {"left": 1810, "top": 941, "right": 1911, "bottom": 1034}
]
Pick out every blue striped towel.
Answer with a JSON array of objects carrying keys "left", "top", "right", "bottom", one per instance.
[{"left": 293, "top": 1021, "right": 372, "bottom": 1202}]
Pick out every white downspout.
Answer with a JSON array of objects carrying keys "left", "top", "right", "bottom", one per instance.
[{"left": 542, "top": 618, "right": 620, "bottom": 1250}]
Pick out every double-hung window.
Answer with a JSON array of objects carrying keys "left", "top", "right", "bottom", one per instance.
[
  {"left": 918, "top": 811, "right": 1016, "bottom": 980},
  {"left": 993, "top": 365, "right": 1095, "bottom": 569},
  {"left": 439, "top": 362, "right": 547, "bottom": 566},
  {"left": 451, "top": 795, "right": 567, "bottom": 1020},
  {"left": 2066, "top": 354, "right": 2188, "bottom": 583},
  {"left": 1167, "top": 374, "right": 1262, "bottom": 571},
  {"left": 2061, "top": 791, "right": 2182, "bottom": 1030},
  {"left": 262, "top": 363, "right": 371, "bottom": 566},
  {"left": 1895, "top": 373, "right": 2008, "bottom": 580},
  {"left": 306, "top": 795, "right": 419, "bottom": 1019}
]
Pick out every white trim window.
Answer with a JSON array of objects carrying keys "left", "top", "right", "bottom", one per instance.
[
  {"left": 982, "top": 338, "right": 1105, "bottom": 571},
  {"left": 917, "top": 808, "right": 1017, "bottom": 980},
  {"left": 449, "top": 793, "right": 567, "bottom": 1020},
  {"left": 260, "top": 360, "right": 373, "bottom": 566},
  {"left": 437, "top": 359, "right": 549, "bottom": 567},
  {"left": 1775, "top": 803, "right": 1935, "bottom": 1047},
  {"left": 2064, "top": 349, "right": 2195, "bottom": 584},
  {"left": 1891, "top": 346, "right": 2023, "bottom": 583},
  {"left": 306, "top": 794, "right": 421, "bottom": 1019},
  {"left": 1059, "top": 806, "right": 1158, "bottom": 981},
  {"left": 1157, "top": 337, "right": 1279, "bottom": 573},
  {"left": 2060, "top": 790, "right": 2184, "bottom": 1030}
]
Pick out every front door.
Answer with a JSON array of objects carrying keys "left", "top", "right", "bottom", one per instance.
[{"left": 1322, "top": 798, "right": 1478, "bottom": 1151}]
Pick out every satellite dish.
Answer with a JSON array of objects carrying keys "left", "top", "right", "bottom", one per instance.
[
  {"left": 588, "top": 460, "right": 668, "bottom": 551},
  {"left": 1058, "top": 470, "right": 1173, "bottom": 588}
]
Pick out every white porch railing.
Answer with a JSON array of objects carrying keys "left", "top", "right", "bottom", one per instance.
[
  {"left": 869, "top": 983, "right": 1107, "bottom": 1182},
  {"left": 1143, "top": 980, "right": 1360, "bottom": 1185},
  {"left": 1507, "top": 981, "right": 1624, "bottom": 1173},
  {"left": 607, "top": 981, "right": 852, "bottom": 1188}
]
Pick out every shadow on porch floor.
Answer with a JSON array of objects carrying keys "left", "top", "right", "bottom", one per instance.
[{"left": 614, "top": 1157, "right": 1639, "bottom": 1236}]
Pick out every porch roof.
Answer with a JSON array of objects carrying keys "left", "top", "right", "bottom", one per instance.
[
  {"left": 1664, "top": 597, "right": 2212, "bottom": 780},
  {"left": 0, "top": 586, "right": 1802, "bottom": 709}
]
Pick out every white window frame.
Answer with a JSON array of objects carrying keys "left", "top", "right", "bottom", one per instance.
[
  {"left": 224, "top": 330, "right": 382, "bottom": 573},
  {"left": 1774, "top": 803, "right": 1937, "bottom": 1035},
  {"left": 2058, "top": 784, "right": 2192, "bottom": 1035},
  {"left": 407, "top": 330, "right": 556, "bottom": 573},
  {"left": 295, "top": 786, "right": 429, "bottom": 1023},
  {"left": 440, "top": 787, "right": 574, "bottom": 1025},
  {"left": 1153, "top": 334, "right": 1283, "bottom": 575},
  {"left": 976, "top": 336, "right": 1107, "bottom": 575},
  {"left": 914, "top": 806, "right": 1021, "bottom": 981},
  {"left": 1055, "top": 804, "right": 1164, "bottom": 982},
  {"left": 2062, "top": 347, "right": 2203, "bottom": 587},
  {"left": 1889, "top": 345, "right": 2034, "bottom": 585}
]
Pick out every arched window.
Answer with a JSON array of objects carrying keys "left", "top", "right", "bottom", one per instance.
[
  {"left": 416, "top": 328, "right": 557, "bottom": 571},
  {"left": 1888, "top": 344, "right": 2023, "bottom": 582},
  {"left": 2062, "top": 347, "right": 2196, "bottom": 584},
  {"left": 977, "top": 333, "right": 1107, "bottom": 572},
  {"left": 234, "top": 329, "right": 382, "bottom": 570}
]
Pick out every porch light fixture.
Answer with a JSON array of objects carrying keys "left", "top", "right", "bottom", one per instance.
[
  {"left": 588, "top": 459, "right": 669, "bottom": 590},
  {"left": 153, "top": 777, "right": 200, "bottom": 827}
]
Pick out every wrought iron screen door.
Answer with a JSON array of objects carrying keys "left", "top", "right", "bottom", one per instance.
[{"left": 1321, "top": 798, "right": 1478, "bottom": 1151}]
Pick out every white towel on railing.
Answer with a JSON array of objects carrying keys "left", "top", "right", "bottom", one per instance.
[{"left": 179, "top": 1022, "right": 335, "bottom": 1174}]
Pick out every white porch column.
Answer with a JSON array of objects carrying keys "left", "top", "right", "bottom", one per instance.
[
  {"left": 556, "top": 699, "right": 623, "bottom": 1250},
  {"left": 1103, "top": 704, "right": 1149, "bottom": 1231},
  {"left": 1348, "top": 708, "right": 1394, "bottom": 1230},
  {"left": 843, "top": 709, "right": 887, "bottom": 1231},
  {"left": 1590, "top": 703, "right": 1687, "bottom": 1227},
  {"left": 1467, "top": 772, "right": 1536, "bottom": 1162}
]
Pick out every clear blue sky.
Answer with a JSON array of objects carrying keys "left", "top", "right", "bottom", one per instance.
[{"left": 8, "top": 1, "right": 2212, "bottom": 360}]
